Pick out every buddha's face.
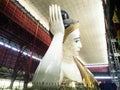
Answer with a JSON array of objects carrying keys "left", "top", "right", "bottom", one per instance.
[{"left": 63, "top": 28, "right": 82, "bottom": 56}]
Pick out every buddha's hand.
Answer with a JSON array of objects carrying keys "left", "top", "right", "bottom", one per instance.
[{"left": 49, "top": 4, "right": 65, "bottom": 36}]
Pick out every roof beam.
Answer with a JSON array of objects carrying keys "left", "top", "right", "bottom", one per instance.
[{"left": 0, "top": 0, "right": 51, "bottom": 46}]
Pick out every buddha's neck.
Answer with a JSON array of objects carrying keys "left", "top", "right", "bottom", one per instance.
[
  {"left": 63, "top": 51, "right": 76, "bottom": 63},
  {"left": 63, "top": 55, "right": 73, "bottom": 62}
]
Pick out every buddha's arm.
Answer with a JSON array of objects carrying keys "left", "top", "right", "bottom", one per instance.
[{"left": 32, "top": 4, "right": 64, "bottom": 85}]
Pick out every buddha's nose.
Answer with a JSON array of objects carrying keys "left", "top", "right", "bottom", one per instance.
[{"left": 79, "top": 41, "right": 82, "bottom": 48}]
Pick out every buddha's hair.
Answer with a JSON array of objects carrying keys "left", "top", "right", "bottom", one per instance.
[
  {"left": 61, "top": 10, "right": 79, "bottom": 42},
  {"left": 61, "top": 10, "right": 77, "bottom": 29}
]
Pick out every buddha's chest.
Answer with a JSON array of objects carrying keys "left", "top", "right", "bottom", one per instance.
[{"left": 61, "top": 61, "right": 83, "bottom": 83}]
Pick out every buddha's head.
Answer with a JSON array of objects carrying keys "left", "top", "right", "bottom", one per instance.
[{"left": 62, "top": 10, "right": 82, "bottom": 56}]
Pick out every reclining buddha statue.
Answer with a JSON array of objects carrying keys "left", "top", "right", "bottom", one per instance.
[{"left": 32, "top": 4, "right": 99, "bottom": 90}]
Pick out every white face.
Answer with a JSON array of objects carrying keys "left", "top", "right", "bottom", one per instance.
[{"left": 63, "top": 28, "right": 82, "bottom": 56}]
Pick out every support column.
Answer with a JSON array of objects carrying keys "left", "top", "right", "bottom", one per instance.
[
  {"left": 9, "top": 70, "right": 17, "bottom": 89},
  {"left": 23, "top": 73, "right": 29, "bottom": 90}
]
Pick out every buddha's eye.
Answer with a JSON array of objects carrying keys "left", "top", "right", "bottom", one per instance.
[
  {"left": 75, "top": 39, "right": 80, "bottom": 43},
  {"left": 74, "top": 37, "right": 80, "bottom": 43}
]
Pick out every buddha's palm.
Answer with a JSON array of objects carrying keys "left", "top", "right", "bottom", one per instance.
[{"left": 49, "top": 4, "right": 65, "bottom": 35}]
